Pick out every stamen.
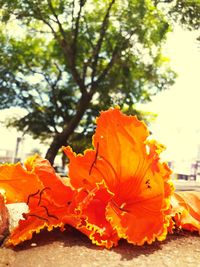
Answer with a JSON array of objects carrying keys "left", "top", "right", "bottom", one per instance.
[
  {"left": 110, "top": 199, "right": 129, "bottom": 213},
  {"left": 92, "top": 165, "right": 107, "bottom": 181},
  {"left": 145, "top": 179, "right": 152, "bottom": 189},
  {"left": 145, "top": 179, "right": 150, "bottom": 184},
  {"left": 38, "top": 187, "right": 51, "bottom": 206},
  {"left": 120, "top": 202, "right": 126, "bottom": 209},
  {"left": 110, "top": 199, "right": 120, "bottom": 215},
  {"left": 99, "top": 156, "right": 119, "bottom": 182},
  {"left": 24, "top": 213, "right": 49, "bottom": 223},
  {"left": 89, "top": 142, "right": 99, "bottom": 175},
  {"left": 134, "top": 159, "right": 152, "bottom": 194},
  {"left": 40, "top": 205, "right": 59, "bottom": 220},
  {"left": 27, "top": 189, "right": 40, "bottom": 205}
]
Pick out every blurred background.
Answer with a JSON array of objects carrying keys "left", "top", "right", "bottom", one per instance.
[{"left": 0, "top": 0, "right": 199, "bottom": 179}]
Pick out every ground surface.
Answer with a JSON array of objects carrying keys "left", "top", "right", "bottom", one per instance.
[
  {"left": 1, "top": 180, "right": 200, "bottom": 267},
  {"left": 1, "top": 229, "right": 200, "bottom": 267}
]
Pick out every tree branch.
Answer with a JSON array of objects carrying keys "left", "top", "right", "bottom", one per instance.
[
  {"left": 38, "top": 1, "right": 86, "bottom": 95},
  {"left": 91, "top": 29, "right": 137, "bottom": 90},
  {"left": 50, "top": 65, "right": 66, "bottom": 121},
  {"left": 43, "top": 72, "right": 65, "bottom": 120},
  {"left": 82, "top": 15, "right": 95, "bottom": 81},
  {"left": 72, "top": 0, "right": 86, "bottom": 60},
  {"left": 46, "top": 0, "right": 69, "bottom": 42},
  {"left": 90, "top": 0, "right": 116, "bottom": 84},
  {"left": 34, "top": 9, "right": 59, "bottom": 39},
  {"left": 61, "top": 40, "right": 86, "bottom": 94},
  {"left": 45, "top": 91, "right": 93, "bottom": 164},
  {"left": 25, "top": 60, "right": 64, "bottom": 121},
  {"left": 53, "top": 62, "right": 62, "bottom": 88},
  {"left": 69, "top": 0, "right": 87, "bottom": 90},
  {"left": 19, "top": 63, "right": 45, "bottom": 105},
  {"left": 71, "top": 0, "right": 76, "bottom": 30},
  {"left": 83, "top": 16, "right": 95, "bottom": 49},
  {"left": 93, "top": 45, "right": 120, "bottom": 89}
]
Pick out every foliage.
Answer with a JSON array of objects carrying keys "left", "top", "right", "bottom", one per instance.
[
  {"left": 166, "top": 0, "right": 200, "bottom": 30},
  {"left": 0, "top": 0, "right": 197, "bottom": 163}
]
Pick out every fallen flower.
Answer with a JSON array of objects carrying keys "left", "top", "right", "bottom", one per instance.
[
  {"left": 0, "top": 193, "right": 9, "bottom": 243},
  {"left": 71, "top": 181, "right": 119, "bottom": 248},
  {"left": 0, "top": 163, "right": 43, "bottom": 204},
  {"left": 64, "top": 108, "right": 174, "bottom": 245},
  {"left": 170, "top": 191, "right": 200, "bottom": 233},
  {"left": 1, "top": 107, "right": 200, "bottom": 249},
  {"left": 0, "top": 155, "right": 118, "bottom": 248},
  {"left": 0, "top": 156, "right": 77, "bottom": 246}
]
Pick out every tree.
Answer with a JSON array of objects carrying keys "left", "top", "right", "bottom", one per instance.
[{"left": 0, "top": 0, "right": 197, "bottom": 164}]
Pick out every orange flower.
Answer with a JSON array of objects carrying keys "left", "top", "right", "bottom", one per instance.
[
  {"left": 3, "top": 107, "right": 200, "bottom": 248},
  {"left": 170, "top": 191, "right": 200, "bottom": 233},
  {"left": 64, "top": 108, "right": 174, "bottom": 245},
  {"left": 0, "top": 155, "right": 77, "bottom": 246},
  {"left": 71, "top": 182, "right": 119, "bottom": 248},
  {"left": 0, "top": 155, "right": 118, "bottom": 248},
  {"left": 0, "top": 162, "right": 43, "bottom": 204},
  {"left": 24, "top": 155, "right": 74, "bottom": 207}
]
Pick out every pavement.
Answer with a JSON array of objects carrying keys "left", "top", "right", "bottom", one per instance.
[
  {"left": 1, "top": 180, "right": 200, "bottom": 267},
  {"left": 1, "top": 229, "right": 200, "bottom": 267}
]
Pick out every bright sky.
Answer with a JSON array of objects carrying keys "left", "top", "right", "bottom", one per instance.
[
  {"left": 0, "top": 26, "right": 200, "bottom": 165},
  {"left": 139, "top": 26, "right": 200, "bottom": 164}
]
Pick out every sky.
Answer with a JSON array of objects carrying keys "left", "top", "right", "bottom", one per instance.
[
  {"left": 0, "top": 26, "right": 200, "bottom": 168},
  {"left": 138, "top": 26, "right": 200, "bottom": 167}
]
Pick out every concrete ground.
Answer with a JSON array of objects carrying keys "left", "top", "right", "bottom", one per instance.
[{"left": 1, "top": 228, "right": 200, "bottom": 267}]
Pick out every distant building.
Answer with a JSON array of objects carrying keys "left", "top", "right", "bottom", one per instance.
[{"left": 0, "top": 149, "right": 14, "bottom": 163}]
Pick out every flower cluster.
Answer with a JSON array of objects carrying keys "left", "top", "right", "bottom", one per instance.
[{"left": 0, "top": 108, "right": 199, "bottom": 248}]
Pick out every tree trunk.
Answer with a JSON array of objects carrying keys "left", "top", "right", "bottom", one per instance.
[{"left": 45, "top": 93, "right": 92, "bottom": 165}]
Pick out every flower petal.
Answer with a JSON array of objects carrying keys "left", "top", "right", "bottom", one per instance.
[
  {"left": 25, "top": 155, "right": 74, "bottom": 206},
  {"left": 63, "top": 147, "right": 103, "bottom": 190},
  {"left": 6, "top": 199, "right": 79, "bottom": 246},
  {"left": 0, "top": 193, "right": 9, "bottom": 242},
  {"left": 1, "top": 156, "right": 79, "bottom": 246},
  {"left": 74, "top": 183, "right": 119, "bottom": 248},
  {"left": 64, "top": 108, "right": 150, "bottom": 192},
  {"left": 0, "top": 163, "right": 42, "bottom": 204},
  {"left": 64, "top": 108, "right": 173, "bottom": 245},
  {"left": 106, "top": 163, "right": 172, "bottom": 245},
  {"left": 170, "top": 191, "right": 200, "bottom": 232},
  {"left": 93, "top": 108, "right": 149, "bottom": 187}
]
